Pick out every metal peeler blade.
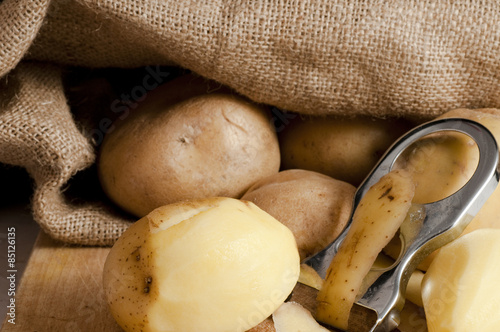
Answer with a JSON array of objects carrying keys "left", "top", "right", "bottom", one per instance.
[{"left": 305, "top": 118, "right": 499, "bottom": 332}]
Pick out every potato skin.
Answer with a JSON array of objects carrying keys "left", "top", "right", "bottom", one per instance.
[
  {"left": 279, "top": 116, "right": 412, "bottom": 186},
  {"left": 98, "top": 92, "right": 280, "bottom": 217},
  {"left": 241, "top": 169, "right": 355, "bottom": 261},
  {"left": 103, "top": 197, "right": 300, "bottom": 332}
]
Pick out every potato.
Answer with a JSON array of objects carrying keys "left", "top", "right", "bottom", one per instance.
[
  {"left": 397, "top": 301, "right": 428, "bottom": 332},
  {"left": 241, "top": 169, "right": 356, "bottom": 261},
  {"left": 363, "top": 250, "right": 425, "bottom": 307},
  {"left": 316, "top": 169, "right": 415, "bottom": 331},
  {"left": 405, "top": 269, "right": 424, "bottom": 307},
  {"left": 422, "top": 229, "right": 500, "bottom": 332},
  {"left": 249, "top": 282, "right": 330, "bottom": 332},
  {"left": 98, "top": 90, "right": 280, "bottom": 217},
  {"left": 393, "top": 131, "right": 479, "bottom": 204},
  {"left": 298, "top": 264, "right": 324, "bottom": 291},
  {"left": 402, "top": 108, "right": 500, "bottom": 270},
  {"left": 436, "top": 108, "right": 500, "bottom": 236},
  {"left": 279, "top": 115, "right": 412, "bottom": 185},
  {"left": 102, "top": 197, "right": 300, "bottom": 332},
  {"left": 273, "top": 302, "right": 330, "bottom": 332}
]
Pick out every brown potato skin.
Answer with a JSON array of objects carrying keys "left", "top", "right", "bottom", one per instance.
[
  {"left": 98, "top": 92, "right": 280, "bottom": 217},
  {"left": 241, "top": 169, "right": 355, "bottom": 261},
  {"left": 279, "top": 116, "right": 413, "bottom": 186}
]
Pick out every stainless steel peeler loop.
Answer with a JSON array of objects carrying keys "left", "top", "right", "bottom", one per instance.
[{"left": 305, "top": 118, "right": 499, "bottom": 332}]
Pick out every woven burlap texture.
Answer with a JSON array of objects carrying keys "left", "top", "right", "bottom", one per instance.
[
  {"left": 0, "top": 63, "right": 131, "bottom": 245},
  {"left": 26, "top": 0, "right": 500, "bottom": 118},
  {"left": 1, "top": 0, "right": 500, "bottom": 245},
  {"left": 0, "top": 0, "right": 50, "bottom": 77}
]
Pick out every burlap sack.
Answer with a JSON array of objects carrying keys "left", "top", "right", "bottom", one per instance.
[
  {"left": 0, "top": 0, "right": 50, "bottom": 77},
  {"left": 1, "top": 0, "right": 500, "bottom": 245},
  {"left": 0, "top": 63, "right": 131, "bottom": 245},
  {"left": 7, "top": 0, "right": 500, "bottom": 118}
]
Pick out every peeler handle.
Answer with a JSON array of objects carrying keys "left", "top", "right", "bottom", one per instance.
[
  {"left": 358, "top": 119, "right": 498, "bottom": 332},
  {"left": 354, "top": 118, "right": 499, "bottom": 331},
  {"left": 305, "top": 118, "right": 499, "bottom": 332},
  {"left": 306, "top": 118, "right": 498, "bottom": 277}
]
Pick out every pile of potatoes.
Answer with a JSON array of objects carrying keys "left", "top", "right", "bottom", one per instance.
[
  {"left": 98, "top": 74, "right": 413, "bottom": 256},
  {"left": 100, "top": 74, "right": 500, "bottom": 332}
]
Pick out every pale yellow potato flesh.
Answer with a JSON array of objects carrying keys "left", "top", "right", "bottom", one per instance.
[
  {"left": 393, "top": 131, "right": 479, "bottom": 205},
  {"left": 422, "top": 229, "right": 500, "bottom": 332},
  {"left": 361, "top": 252, "right": 424, "bottom": 308},
  {"left": 436, "top": 108, "right": 500, "bottom": 237},
  {"left": 316, "top": 169, "right": 415, "bottom": 330},
  {"left": 298, "top": 264, "right": 324, "bottom": 291},
  {"left": 397, "top": 301, "right": 428, "bottom": 332},
  {"left": 273, "top": 302, "right": 330, "bottom": 332},
  {"left": 415, "top": 108, "right": 500, "bottom": 270},
  {"left": 406, "top": 269, "right": 424, "bottom": 308},
  {"left": 103, "top": 197, "right": 300, "bottom": 332}
]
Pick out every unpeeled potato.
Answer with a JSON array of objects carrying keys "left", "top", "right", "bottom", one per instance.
[
  {"left": 99, "top": 87, "right": 280, "bottom": 217},
  {"left": 279, "top": 115, "right": 413, "bottom": 186},
  {"left": 241, "top": 169, "right": 356, "bottom": 261}
]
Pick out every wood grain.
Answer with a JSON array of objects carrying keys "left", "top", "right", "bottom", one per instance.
[
  {"left": 0, "top": 231, "right": 324, "bottom": 332},
  {"left": 1, "top": 231, "right": 121, "bottom": 331},
  {"left": 0, "top": 231, "right": 417, "bottom": 332}
]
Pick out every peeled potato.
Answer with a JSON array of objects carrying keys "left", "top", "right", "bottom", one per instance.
[
  {"left": 422, "top": 229, "right": 500, "bottom": 332},
  {"left": 99, "top": 88, "right": 280, "bottom": 217},
  {"left": 393, "top": 131, "right": 479, "bottom": 204},
  {"left": 398, "top": 301, "right": 428, "bottom": 332},
  {"left": 279, "top": 115, "right": 412, "bottom": 185},
  {"left": 273, "top": 302, "right": 330, "bottom": 332},
  {"left": 299, "top": 264, "right": 324, "bottom": 291},
  {"left": 411, "top": 108, "right": 500, "bottom": 270},
  {"left": 103, "top": 197, "right": 300, "bottom": 332},
  {"left": 241, "top": 169, "right": 355, "bottom": 261},
  {"left": 436, "top": 108, "right": 500, "bottom": 235},
  {"left": 405, "top": 269, "right": 425, "bottom": 307},
  {"left": 249, "top": 282, "right": 331, "bottom": 332}
]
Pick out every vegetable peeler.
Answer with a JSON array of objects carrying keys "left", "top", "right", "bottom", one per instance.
[{"left": 305, "top": 118, "right": 499, "bottom": 332}]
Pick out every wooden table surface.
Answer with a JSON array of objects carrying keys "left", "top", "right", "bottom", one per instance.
[
  {"left": 0, "top": 231, "right": 425, "bottom": 332},
  {"left": 1, "top": 231, "right": 122, "bottom": 332}
]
